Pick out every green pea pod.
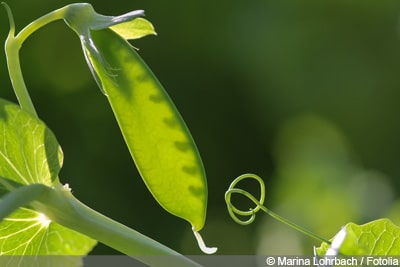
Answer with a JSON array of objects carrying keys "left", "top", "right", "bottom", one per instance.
[
  {"left": 89, "top": 28, "right": 208, "bottom": 230},
  {"left": 89, "top": 28, "right": 216, "bottom": 249}
]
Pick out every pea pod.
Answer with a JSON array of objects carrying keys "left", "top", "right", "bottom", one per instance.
[
  {"left": 90, "top": 28, "right": 208, "bottom": 230},
  {"left": 63, "top": 5, "right": 216, "bottom": 253}
]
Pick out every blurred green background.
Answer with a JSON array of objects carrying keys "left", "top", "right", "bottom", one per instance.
[{"left": 1, "top": 0, "right": 400, "bottom": 256}]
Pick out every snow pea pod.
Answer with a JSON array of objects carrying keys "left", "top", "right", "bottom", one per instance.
[{"left": 88, "top": 29, "right": 208, "bottom": 231}]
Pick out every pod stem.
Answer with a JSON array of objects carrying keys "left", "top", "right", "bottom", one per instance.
[
  {"left": 2, "top": 2, "right": 68, "bottom": 117},
  {"left": 225, "top": 173, "right": 331, "bottom": 245}
]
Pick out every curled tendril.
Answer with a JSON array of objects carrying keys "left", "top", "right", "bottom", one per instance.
[
  {"left": 225, "top": 173, "right": 331, "bottom": 244},
  {"left": 224, "top": 173, "right": 266, "bottom": 225}
]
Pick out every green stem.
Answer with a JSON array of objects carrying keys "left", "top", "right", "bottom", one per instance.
[
  {"left": 33, "top": 185, "right": 199, "bottom": 267},
  {"left": 15, "top": 6, "right": 67, "bottom": 44},
  {"left": 4, "top": 42, "right": 37, "bottom": 116},
  {"left": 2, "top": 3, "right": 68, "bottom": 117},
  {"left": 3, "top": 3, "right": 36, "bottom": 116}
]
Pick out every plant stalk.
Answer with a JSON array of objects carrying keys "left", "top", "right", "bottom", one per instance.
[
  {"left": 2, "top": 2, "right": 68, "bottom": 117},
  {"left": 4, "top": 43, "right": 38, "bottom": 116},
  {"left": 33, "top": 185, "right": 200, "bottom": 267}
]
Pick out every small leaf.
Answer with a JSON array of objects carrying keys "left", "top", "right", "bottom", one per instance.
[
  {"left": 63, "top": 3, "right": 145, "bottom": 37},
  {"left": 316, "top": 218, "right": 400, "bottom": 256},
  {"left": 110, "top": 17, "right": 156, "bottom": 40},
  {"left": 83, "top": 28, "right": 208, "bottom": 231}
]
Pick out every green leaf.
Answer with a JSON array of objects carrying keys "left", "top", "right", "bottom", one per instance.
[
  {"left": 0, "top": 207, "right": 96, "bottom": 266},
  {"left": 316, "top": 218, "right": 400, "bottom": 256},
  {"left": 84, "top": 28, "right": 208, "bottom": 231},
  {"left": 0, "top": 99, "right": 97, "bottom": 258},
  {"left": 110, "top": 17, "right": 156, "bottom": 40},
  {"left": 0, "top": 99, "right": 63, "bottom": 186}
]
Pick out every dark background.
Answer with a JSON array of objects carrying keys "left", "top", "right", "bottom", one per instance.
[{"left": 1, "top": 0, "right": 400, "bottom": 255}]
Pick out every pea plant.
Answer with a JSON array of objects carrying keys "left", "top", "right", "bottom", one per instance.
[
  {"left": 0, "top": 2, "right": 215, "bottom": 266},
  {"left": 1, "top": 2, "right": 400, "bottom": 266}
]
